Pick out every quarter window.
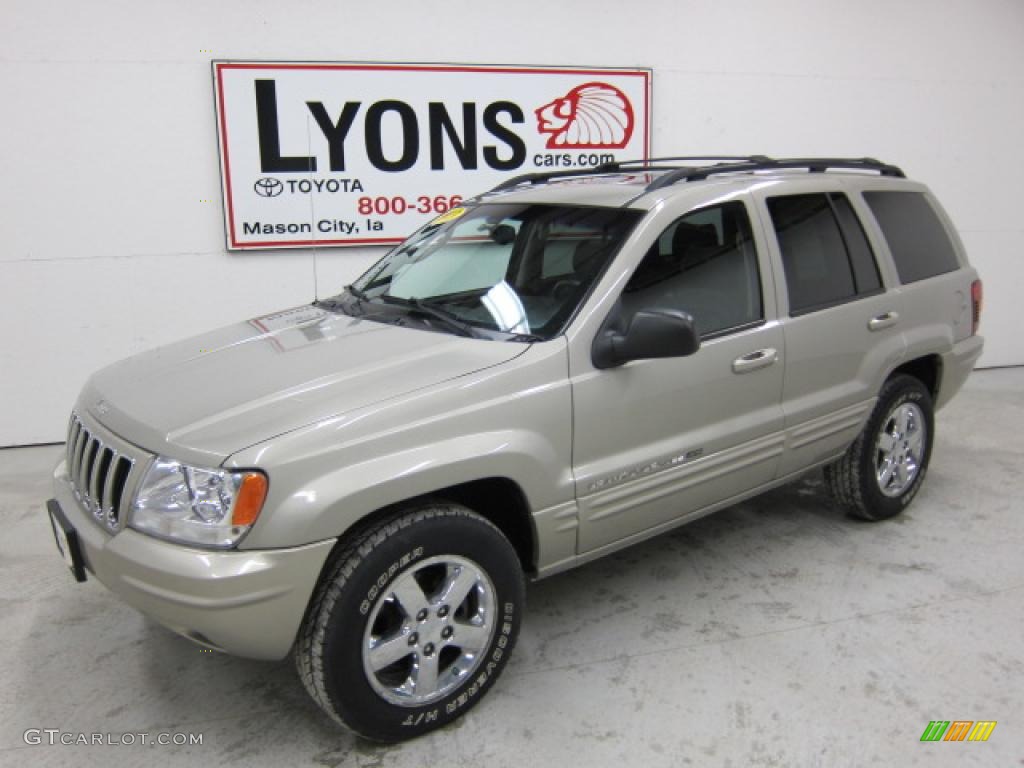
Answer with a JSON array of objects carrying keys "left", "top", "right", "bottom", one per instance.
[
  {"left": 863, "top": 191, "right": 960, "bottom": 284},
  {"left": 767, "top": 193, "right": 883, "bottom": 315},
  {"left": 623, "top": 202, "right": 762, "bottom": 337}
]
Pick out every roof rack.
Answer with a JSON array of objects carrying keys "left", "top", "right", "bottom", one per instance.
[
  {"left": 484, "top": 155, "right": 905, "bottom": 196},
  {"left": 487, "top": 156, "right": 769, "bottom": 193},
  {"left": 644, "top": 156, "right": 905, "bottom": 191}
]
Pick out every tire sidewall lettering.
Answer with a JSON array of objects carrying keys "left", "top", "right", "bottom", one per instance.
[
  {"left": 359, "top": 545, "right": 424, "bottom": 616},
  {"left": 439, "top": 599, "right": 517, "bottom": 719}
]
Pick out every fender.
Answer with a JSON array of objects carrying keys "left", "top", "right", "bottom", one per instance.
[{"left": 226, "top": 341, "right": 575, "bottom": 550}]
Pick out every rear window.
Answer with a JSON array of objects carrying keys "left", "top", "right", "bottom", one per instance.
[{"left": 863, "top": 191, "right": 960, "bottom": 284}]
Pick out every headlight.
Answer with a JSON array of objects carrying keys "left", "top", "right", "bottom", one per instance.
[{"left": 130, "top": 457, "right": 268, "bottom": 548}]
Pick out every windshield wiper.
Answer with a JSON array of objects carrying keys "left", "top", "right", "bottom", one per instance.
[
  {"left": 314, "top": 285, "right": 369, "bottom": 314},
  {"left": 378, "top": 295, "right": 482, "bottom": 338},
  {"left": 506, "top": 333, "right": 543, "bottom": 343},
  {"left": 313, "top": 296, "right": 346, "bottom": 311},
  {"left": 346, "top": 284, "right": 369, "bottom": 302}
]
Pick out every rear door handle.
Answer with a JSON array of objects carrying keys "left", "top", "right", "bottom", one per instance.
[
  {"left": 868, "top": 311, "right": 900, "bottom": 331},
  {"left": 732, "top": 348, "right": 777, "bottom": 374}
]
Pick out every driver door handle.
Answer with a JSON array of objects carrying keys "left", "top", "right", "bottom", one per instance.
[
  {"left": 732, "top": 348, "right": 778, "bottom": 374},
  {"left": 868, "top": 311, "right": 900, "bottom": 331}
]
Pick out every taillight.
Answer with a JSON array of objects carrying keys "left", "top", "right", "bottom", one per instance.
[{"left": 971, "top": 279, "right": 983, "bottom": 335}]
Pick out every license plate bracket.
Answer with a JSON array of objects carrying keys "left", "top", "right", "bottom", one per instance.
[{"left": 47, "top": 499, "right": 87, "bottom": 583}]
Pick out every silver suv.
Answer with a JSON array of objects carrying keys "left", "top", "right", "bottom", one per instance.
[{"left": 47, "top": 156, "right": 984, "bottom": 741}]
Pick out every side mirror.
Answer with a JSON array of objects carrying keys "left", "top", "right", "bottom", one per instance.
[{"left": 592, "top": 308, "right": 701, "bottom": 369}]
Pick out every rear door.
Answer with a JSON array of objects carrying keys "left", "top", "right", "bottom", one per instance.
[{"left": 752, "top": 185, "right": 907, "bottom": 476}]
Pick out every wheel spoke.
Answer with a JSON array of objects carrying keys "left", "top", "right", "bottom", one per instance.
[
  {"left": 413, "top": 652, "right": 440, "bottom": 695},
  {"left": 877, "top": 431, "right": 897, "bottom": 454},
  {"left": 451, "top": 621, "right": 490, "bottom": 655},
  {"left": 892, "top": 461, "right": 906, "bottom": 488},
  {"left": 368, "top": 633, "right": 413, "bottom": 671},
  {"left": 906, "top": 429, "right": 924, "bottom": 457},
  {"left": 391, "top": 578, "right": 429, "bottom": 620},
  {"left": 896, "top": 406, "right": 912, "bottom": 435},
  {"left": 878, "top": 460, "right": 895, "bottom": 488},
  {"left": 439, "top": 564, "right": 479, "bottom": 610}
]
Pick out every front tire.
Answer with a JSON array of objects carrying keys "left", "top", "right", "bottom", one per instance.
[
  {"left": 825, "top": 374, "right": 935, "bottom": 521},
  {"left": 295, "top": 503, "right": 524, "bottom": 742}
]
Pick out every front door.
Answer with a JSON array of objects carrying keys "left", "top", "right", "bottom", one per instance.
[{"left": 572, "top": 199, "right": 786, "bottom": 554}]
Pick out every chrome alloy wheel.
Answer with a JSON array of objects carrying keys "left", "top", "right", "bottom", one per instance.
[
  {"left": 361, "top": 555, "right": 496, "bottom": 706},
  {"left": 875, "top": 401, "right": 926, "bottom": 497}
]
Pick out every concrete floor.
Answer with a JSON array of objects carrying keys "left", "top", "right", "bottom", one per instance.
[{"left": 1, "top": 368, "right": 1022, "bottom": 768}]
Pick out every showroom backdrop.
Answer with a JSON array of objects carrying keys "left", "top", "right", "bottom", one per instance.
[{"left": 1, "top": 0, "right": 1022, "bottom": 446}]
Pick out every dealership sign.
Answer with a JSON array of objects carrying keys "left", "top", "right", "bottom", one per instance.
[{"left": 213, "top": 62, "right": 652, "bottom": 250}]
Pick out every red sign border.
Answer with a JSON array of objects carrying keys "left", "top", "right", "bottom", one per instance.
[{"left": 212, "top": 61, "right": 653, "bottom": 251}]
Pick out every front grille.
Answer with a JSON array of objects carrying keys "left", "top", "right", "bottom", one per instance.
[{"left": 66, "top": 412, "right": 139, "bottom": 532}]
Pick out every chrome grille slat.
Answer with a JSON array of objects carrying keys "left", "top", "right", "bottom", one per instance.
[
  {"left": 65, "top": 412, "right": 142, "bottom": 534},
  {"left": 111, "top": 456, "right": 133, "bottom": 527},
  {"left": 65, "top": 422, "right": 76, "bottom": 479},
  {"left": 76, "top": 433, "right": 92, "bottom": 493},
  {"left": 67, "top": 424, "right": 77, "bottom": 479},
  {"left": 68, "top": 422, "right": 81, "bottom": 477},
  {"left": 87, "top": 438, "right": 103, "bottom": 510},
  {"left": 70, "top": 424, "right": 86, "bottom": 488},
  {"left": 101, "top": 449, "right": 118, "bottom": 523},
  {"left": 84, "top": 438, "right": 99, "bottom": 506},
  {"left": 94, "top": 446, "right": 114, "bottom": 522}
]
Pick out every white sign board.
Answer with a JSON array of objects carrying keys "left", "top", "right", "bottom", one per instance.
[{"left": 213, "top": 62, "right": 652, "bottom": 250}]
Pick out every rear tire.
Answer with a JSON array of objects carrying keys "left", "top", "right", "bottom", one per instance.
[
  {"left": 824, "top": 374, "right": 934, "bottom": 521},
  {"left": 295, "top": 503, "right": 524, "bottom": 742}
]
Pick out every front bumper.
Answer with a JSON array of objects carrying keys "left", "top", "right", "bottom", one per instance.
[{"left": 51, "top": 459, "right": 335, "bottom": 660}]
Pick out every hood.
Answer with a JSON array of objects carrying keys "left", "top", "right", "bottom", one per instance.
[{"left": 80, "top": 305, "right": 526, "bottom": 465}]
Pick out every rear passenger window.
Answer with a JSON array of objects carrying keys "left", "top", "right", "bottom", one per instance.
[
  {"left": 863, "top": 191, "right": 959, "bottom": 284},
  {"left": 623, "top": 202, "right": 762, "bottom": 337},
  {"left": 830, "top": 194, "right": 881, "bottom": 294},
  {"left": 767, "top": 193, "right": 882, "bottom": 315}
]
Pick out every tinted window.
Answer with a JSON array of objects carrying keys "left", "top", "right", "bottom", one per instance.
[
  {"left": 623, "top": 202, "right": 762, "bottom": 337},
  {"left": 353, "top": 203, "right": 642, "bottom": 340},
  {"left": 863, "top": 191, "right": 959, "bottom": 284},
  {"left": 830, "top": 193, "right": 881, "bottom": 294},
  {"left": 767, "top": 194, "right": 856, "bottom": 313}
]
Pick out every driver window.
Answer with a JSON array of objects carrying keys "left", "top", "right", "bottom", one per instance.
[{"left": 622, "top": 201, "right": 763, "bottom": 337}]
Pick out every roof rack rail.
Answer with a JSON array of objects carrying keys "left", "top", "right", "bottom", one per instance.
[
  {"left": 488, "top": 166, "right": 615, "bottom": 192},
  {"left": 603, "top": 155, "right": 772, "bottom": 169},
  {"left": 482, "top": 155, "right": 905, "bottom": 197},
  {"left": 645, "top": 156, "right": 905, "bottom": 191},
  {"left": 486, "top": 156, "right": 772, "bottom": 195}
]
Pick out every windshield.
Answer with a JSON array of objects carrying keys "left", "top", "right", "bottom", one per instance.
[{"left": 336, "top": 203, "right": 643, "bottom": 341}]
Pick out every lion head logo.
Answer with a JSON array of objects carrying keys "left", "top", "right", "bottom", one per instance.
[{"left": 535, "top": 82, "right": 634, "bottom": 149}]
